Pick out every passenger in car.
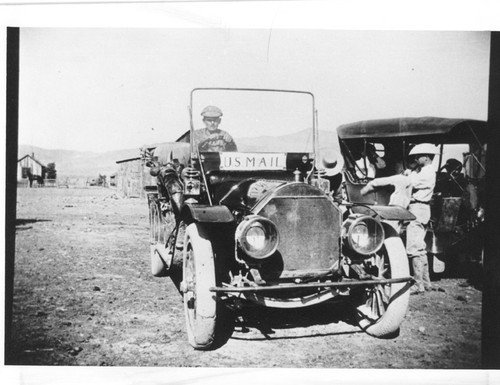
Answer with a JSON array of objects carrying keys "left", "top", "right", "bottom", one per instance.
[
  {"left": 317, "top": 147, "right": 344, "bottom": 202},
  {"left": 193, "top": 106, "right": 238, "bottom": 152},
  {"left": 438, "top": 158, "right": 467, "bottom": 197},
  {"left": 353, "top": 143, "right": 386, "bottom": 179}
]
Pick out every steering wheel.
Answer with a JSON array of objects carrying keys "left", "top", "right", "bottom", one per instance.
[{"left": 197, "top": 138, "right": 212, "bottom": 152}]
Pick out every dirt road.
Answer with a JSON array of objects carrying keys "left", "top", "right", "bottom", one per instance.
[{"left": 9, "top": 187, "right": 481, "bottom": 368}]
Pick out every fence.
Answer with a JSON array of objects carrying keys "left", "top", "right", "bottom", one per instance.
[{"left": 17, "top": 178, "right": 61, "bottom": 188}]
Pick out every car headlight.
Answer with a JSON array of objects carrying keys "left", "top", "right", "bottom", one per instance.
[
  {"left": 343, "top": 215, "right": 385, "bottom": 255},
  {"left": 236, "top": 215, "right": 279, "bottom": 259}
]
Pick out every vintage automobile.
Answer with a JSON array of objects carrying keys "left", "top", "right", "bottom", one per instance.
[
  {"left": 337, "top": 117, "right": 487, "bottom": 276},
  {"left": 143, "top": 88, "right": 413, "bottom": 350}
]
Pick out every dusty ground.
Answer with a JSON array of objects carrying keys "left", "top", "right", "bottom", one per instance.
[{"left": 8, "top": 187, "right": 482, "bottom": 368}]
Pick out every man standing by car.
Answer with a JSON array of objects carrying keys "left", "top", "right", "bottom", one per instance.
[
  {"left": 193, "top": 106, "right": 238, "bottom": 152},
  {"left": 360, "top": 145, "right": 437, "bottom": 294},
  {"left": 406, "top": 143, "right": 439, "bottom": 295}
]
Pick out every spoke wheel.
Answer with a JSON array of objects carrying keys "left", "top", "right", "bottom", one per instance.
[
  {"left": 149, "top": 199, "right": 175, "bottom": 277},
  {"left": 182, "top": 223, "right": 217, "bottom": 349},
  {"left": 356, "top": 252, "right": 391, "bottom": 321},
  {"left": 354, "top": 225, "right": 411, "bottom": 337}
]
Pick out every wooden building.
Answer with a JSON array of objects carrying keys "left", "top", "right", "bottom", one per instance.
[
  {"left": 114, "top": 131, "right": 190, "bottom": 198},
  {"left": 115, "top": 157, "right": 155, "bottom": 198},
  {"left": 17, "top": 154, "right": 45, "bottom": 187}
]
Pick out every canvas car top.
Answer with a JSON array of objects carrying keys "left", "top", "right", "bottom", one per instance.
[
  {"left": 152, "top": 142, "right": 190, "bottom": 166},
  {"left": 337, "top": 117, "right": 487, "bottom": 144}
]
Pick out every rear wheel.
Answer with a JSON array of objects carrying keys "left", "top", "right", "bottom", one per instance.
[
  {"left": 149, "top": 198, "right": 175, "bottom": 277},
  {"left": 353, "top": 225, "right": 411, "bottom": 337},
  {"left": 182, "top": 223, "right": 217, "bottom": 349}
]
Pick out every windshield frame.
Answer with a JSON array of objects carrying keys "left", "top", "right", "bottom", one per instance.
[{"left": 188, "top": 87, "right": 317, "bottom": 158}]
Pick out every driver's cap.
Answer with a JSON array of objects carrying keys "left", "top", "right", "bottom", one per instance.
[
  {"left": 201, "top": 105, "right": 223, "bottom": 118},
  {"left": 409, "top": 143, "right": 439, "bottom": 156}
]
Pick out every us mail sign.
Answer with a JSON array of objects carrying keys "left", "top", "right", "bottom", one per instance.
[{"left": 220, "top": 152, "right": 287, "bottom": 171}]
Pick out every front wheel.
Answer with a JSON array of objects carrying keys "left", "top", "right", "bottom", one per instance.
[
  {"left": 353, "top": 225, "right": 411, "bottom": 337},
  {"left": 181, "top": 223, "right": 217, "bottom": 349}
]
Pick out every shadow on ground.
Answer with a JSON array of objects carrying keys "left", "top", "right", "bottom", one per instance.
[
  {"left": 16, "top": 218, "right": 52, "bottom": 226},
  {"left": 226, "top": 299, "right": 362, "bottom": 342}
]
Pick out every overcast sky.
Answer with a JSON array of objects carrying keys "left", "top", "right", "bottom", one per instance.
[{"left": 16, "top": 21, "right": 491, "bottom": 154}]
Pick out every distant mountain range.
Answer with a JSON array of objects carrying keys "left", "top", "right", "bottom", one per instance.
[{"left": 18, "top": 129, "right": 339, "bottom": 179}]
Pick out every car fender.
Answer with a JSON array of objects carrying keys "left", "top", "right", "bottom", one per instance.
[
  {"left": 181, "top": 203, "right": 235, "bottom": 223},
  {"left": 351, "top": 204, "right": 416, "bottom": 221}
]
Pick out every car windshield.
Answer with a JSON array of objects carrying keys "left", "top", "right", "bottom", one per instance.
[{"left": 190, "top": 88, "right": 315, "bottom": 153}]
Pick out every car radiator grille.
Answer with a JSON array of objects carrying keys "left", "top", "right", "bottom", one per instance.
[{"left": 255, "top": 190, "right": 342, "bottom": 279}]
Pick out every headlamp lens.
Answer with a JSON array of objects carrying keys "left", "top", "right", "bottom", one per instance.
[
  {"left": 344, "top": 215, "right": 385, "bottom": 255},
  {"left": 351, "top": 222, "right": 371, "bottom": 249},
  {"left": 236, "top": 215, "right": 279, "bottom": 259},
  {"left": 246, "top": 225, "right": 266, "bottom": 250}
]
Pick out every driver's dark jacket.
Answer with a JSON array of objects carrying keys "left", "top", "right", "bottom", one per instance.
[{"left": 193, "top": 128, "right": 237, "bottom": 152}]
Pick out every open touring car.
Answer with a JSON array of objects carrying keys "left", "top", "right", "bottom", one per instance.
[{"left": 142, "top": 88, "right": 413, "bottom": 349}]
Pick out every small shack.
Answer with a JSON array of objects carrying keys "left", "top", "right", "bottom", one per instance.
[
  {"left": 115, "top": 132, "right": 189, "bottom": 198},
  {"left": 115, "top": 156, "right": 155, "bottom": 198},
  {"left": 17, "top": 153, "right": 45, "bottom": 187}
]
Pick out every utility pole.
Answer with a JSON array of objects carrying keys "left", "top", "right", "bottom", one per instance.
[
  {"left": 5, "top": 27, "right": 19, "bottom": 364},
  {"left": 482, "top": 31, "right": 500, "bottom": 369}
]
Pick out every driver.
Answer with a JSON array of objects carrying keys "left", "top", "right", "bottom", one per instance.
[{"left": 193, "top": 106, "right": 238, "bottom": 152}]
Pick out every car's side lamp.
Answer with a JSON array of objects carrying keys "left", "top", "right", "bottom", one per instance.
[{"left": 181, "top": 167, "right": 201, "bottom": 196}]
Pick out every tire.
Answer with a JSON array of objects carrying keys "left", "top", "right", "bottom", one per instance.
[
  {"left": 149, "top": 199, "right": 175, "bottom": 277},
  {"left": 353, "top": 224, "right": 411, "bottom": 338},
  {"left": 182, "top": 223, "right": 217, "bottom": 349}
]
